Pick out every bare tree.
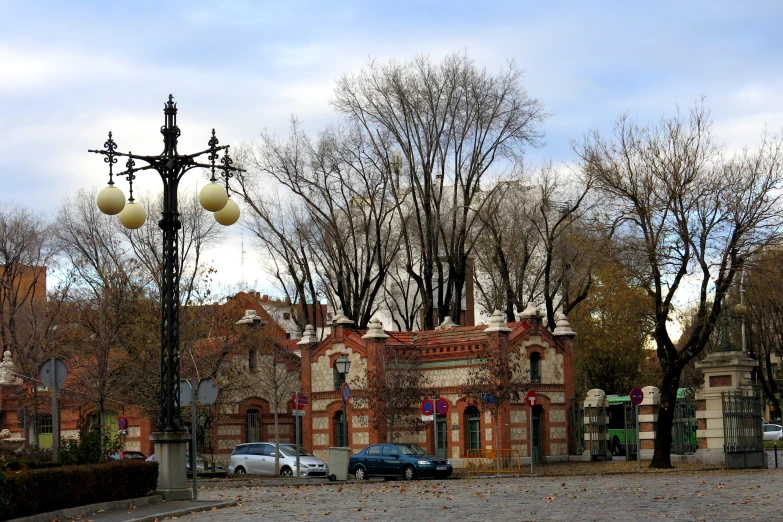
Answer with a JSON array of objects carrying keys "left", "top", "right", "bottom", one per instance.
[
  {"left": 364, "top": 342, "right": 430, "bottom": 441},
  {"left": 576, "top": 104, "right": 783, "bottom": 467},
  {"left": 238, "top": 121, "right": 402, "bottom": 328},
  {"left": 333, "top": 53, "right": 548, "bottom": 328}
]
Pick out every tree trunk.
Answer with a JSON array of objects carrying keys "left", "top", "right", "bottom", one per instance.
[{"left": 649, "top": 369, "right": 680, "bottom": 468}]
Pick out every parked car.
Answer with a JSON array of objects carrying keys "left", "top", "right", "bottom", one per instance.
[
  {"left": 146, "top": 452, "right": 225, "bottom": 472},
  {"left": 109, "top": 451, "right": 147, "bottom": 460},
  {"left": 763, "top": 424, "right": 783, "bottom": 441},
  {"left": 349, "top": 443, "right": 452, "bottom": 481},
  {"left": 228, "top": 442, "right": 328, "bottom": 477}
]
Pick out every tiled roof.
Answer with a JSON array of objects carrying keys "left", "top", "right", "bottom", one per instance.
[{"left": 352, "top": 320, "right": 534, "bottom": 348}]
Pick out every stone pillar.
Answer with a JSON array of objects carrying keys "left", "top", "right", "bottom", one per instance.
[
  {"left": 484, "top": 310, "right": 512, "bottom": 451},
  {"left": 150, "top": 430, "right": 191, "bottom": 500},
  {"left": 362, "top": 318, "right": 389, "bottom": 445},
  {"left": 694, "top": 349, "right": 759, "bottom": 465},
  {"left": 297, "top": 325, "right": 319, "bottom": 452},
  {"left": 583, "top": 389, "right": 609, "bottom": 460},
  {"left": 552, "top": 313, "right": 577, "bottom": 454},
  {"left": 638, "top": 386, "right": 660, "bottom": 460}
]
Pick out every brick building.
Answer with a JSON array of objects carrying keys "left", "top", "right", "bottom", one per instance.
[{"left": 297, "top": 303, "right": 576, "bottom": 467}]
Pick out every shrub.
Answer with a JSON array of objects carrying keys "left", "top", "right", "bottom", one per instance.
[
  {"left": 59, "top": 417, "right": 123, "bottom": 465},
  {"left": 0, "top": 460, "right": 158, "bottom": 520}
]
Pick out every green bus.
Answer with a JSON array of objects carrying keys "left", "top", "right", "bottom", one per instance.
[{"left": 607, "top": 389, "right": 697, "bottom": 457}]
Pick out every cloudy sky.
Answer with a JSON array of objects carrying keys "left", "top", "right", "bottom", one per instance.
[{"left": 1, "top": 0, "right": 781, "bottom": 295}]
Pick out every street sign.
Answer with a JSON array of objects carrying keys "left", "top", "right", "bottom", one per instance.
[
  {"left": 180, "top": 379, "right": 193, "bottom": 406},
  {"left": 341, "top": 382, "right": 351, "bottom": 402},
  {"left": 421, "top": 399, "right": 434, "bottom": 416},
  {"left": 630, "top": 387, "right": 644, "bottom": 406},
  {"left": 118, "top": 417, "right": 127, "bottom": 430},
  {"left": 39, "top": 359, "right": 67, "bottom": 389},
  {"left": 421, "top": 415, "right": 434, "bottom": 422},
  {"left": 197, "top": 377, "right": 219, "bottom": 405},
  {"left": 436, "top": 398, "right": 449, "bottom": 415},
  {"left": 293, "top": 410, "right": 306, "bottom": 416},
  {"left": 525, "top": 389, "right": 537, "bottom": 407},
  {"left": 293, "top": 392, "right": 309, "bottom": 405}
]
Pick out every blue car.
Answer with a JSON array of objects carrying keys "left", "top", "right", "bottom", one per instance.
[{"left": 349, "top": 443, "right": 452, "bottom": 481}]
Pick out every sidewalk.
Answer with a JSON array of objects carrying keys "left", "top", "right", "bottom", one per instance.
[{"left": 9, "top": 495, "right": 236, "bottom": 522}]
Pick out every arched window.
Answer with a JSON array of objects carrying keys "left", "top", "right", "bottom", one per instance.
[
  {"left": 465, "top": 406, "right": 481, "bottom": 451},
  {"left": 246, "top": 409, "right": 261, "bottom": 443},
  {"left": 530, "top": 352, "right": 541, "bottom": 383},
  {"left": 334, "top": 410, "right": 348, "bottom": 447}
]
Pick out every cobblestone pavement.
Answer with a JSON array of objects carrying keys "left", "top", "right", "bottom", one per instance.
[{"left": 184, "top": 469, "right": 783, "bottom": 521}]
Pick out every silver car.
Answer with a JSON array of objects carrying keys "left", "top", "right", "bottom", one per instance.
[{"left": 228, "top": 442, "right": 328, "bottom": 477}]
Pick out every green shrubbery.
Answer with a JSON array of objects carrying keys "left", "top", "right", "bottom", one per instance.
[{"left": 0, "top": 460, "right": 158, "bottom": 520}]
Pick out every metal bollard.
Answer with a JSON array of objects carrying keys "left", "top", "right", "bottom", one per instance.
[{"left": 775, "top": 443, "right": 778, "bottom": 468}]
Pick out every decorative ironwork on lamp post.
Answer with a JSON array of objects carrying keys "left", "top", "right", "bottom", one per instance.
[{"left": 89, "top": 95, "right": 243, "bottom": 433}]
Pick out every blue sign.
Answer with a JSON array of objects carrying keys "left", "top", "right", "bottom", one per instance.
[
  {"left": 341, "top": 382, "right": 351, "bottom": 402},
  {"left": 630, "top": 387, "right": 644, "bottom": 406},
  {"left": 422, "top": 399, "right": 434, "bottom": 415},
  {"left": 436, "top": 398, "right": 449, "bottom": 415}
]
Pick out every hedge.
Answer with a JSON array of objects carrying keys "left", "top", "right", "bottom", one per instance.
[{"left": 0, "top": 460, "right": 158, "bottom": 520}]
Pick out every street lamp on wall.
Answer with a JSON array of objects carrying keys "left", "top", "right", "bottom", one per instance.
[
  {"left": 336, "top": 354, "right": 351, "bottom": 447},
  {"left": 89, "top": 95, "right": 243, "bottom": 500}
]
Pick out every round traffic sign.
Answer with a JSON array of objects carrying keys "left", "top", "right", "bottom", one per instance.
[
  {"left": 421, "top": 399, "right": 434, "bottom": 416},
  {"left": 341, "top": 382, "right": 351, "bottom": 402},
  {"left": 197, "top": 377, "right": 219, "bottom": 405},
  {"left": 630, "top": 387, "right": 644, "bottom": 406},
  {"left": 525, "top": 389, "right": 537, "bottom": 407},
  {"left": 180, "top": 379, "right": 193, "bottom": 406},
  {"left": 39, "top": 359, "right": 67, "bottom": 389},
  {"left": 436, "top": 398, "right": 449, "bottom": 415},
  {"left": 118, "top": 417, "right": 127, "bottom": 430}
]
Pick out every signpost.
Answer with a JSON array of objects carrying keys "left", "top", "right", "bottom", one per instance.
[
  {"left": 181, "top": 377, "right": 219, "bottom": 500},
  {"left": 293, "top": 391, "right": 309, "bottom": 476},
  {"left": 630, "top": 387, "right": 644, "bottom": 470},
  {"left": 526, "top": 389, "right": 537, "bottom": 474},
  {"left": 39, "top": 358, "right": 67, "bottom": 463}
]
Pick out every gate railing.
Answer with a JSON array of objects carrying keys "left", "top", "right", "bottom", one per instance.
[
  {"left": 465, "top": 449, "right": 521, "bottom": 477},
  {"left": 722, "top": 390, "right": 763, "bottom": 454},
  {"left": 585, "top": 404, "right": 608, "bottom": 459},
  {"left": 672, "top": 396, "right": 697, "bottom": 455},
  {"left": 569, "top": 398, "right": 585, "bottom": 455},
  {"left": 623, "top": 403, "right": 638, "bottom": 460}
]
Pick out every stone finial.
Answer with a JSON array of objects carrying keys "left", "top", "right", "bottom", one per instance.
[
  {"left": 584, "top": 388, "right": 607, "bottom": 407},
  {"left": 435, "top": 316, "right": 458, "bottom": 330},
  {"left": 0, "top": 350, "right": 21, "bottom": 384},
  {"left": 332, "top": 311, "right": 355, "bottom": 326},
  {"left": 297, "top": 324, "right": 319, "bottom": 345},
  {"left": 235, "top": 309, "right": 265, "bottom": 326},
  {"left": 362, "top": 317, "right": 389, "bottom": 340},
  {"left": 484, "top": 309, "right": 511, "bottom": 333},
  {"left": 519, "top": 302, "right": 542, "bottom": 320},
  {"left": 553, "top": 312, "right": 576, "bottom": 337}
]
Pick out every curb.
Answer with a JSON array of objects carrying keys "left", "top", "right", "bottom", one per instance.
[{"left": 120, "top": 500, "right": 237, "bottom": 522}]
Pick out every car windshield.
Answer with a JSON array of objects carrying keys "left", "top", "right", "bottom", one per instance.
[
  {"left": 396, "top": 444, "right": 428, "bottom": 456},
  {"left": 123, "top": 452, "right": 146, "bottom": 460},
  {"left": 280, "top": 445, "right": 314, "bottom": 457}
]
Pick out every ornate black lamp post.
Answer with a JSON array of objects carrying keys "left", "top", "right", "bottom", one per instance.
[
  {"left": 89, "top": 95, "right": 242, "bottom": 499},
  {"left": 335, "top": 354, "right": 351, "bottom": 446}
]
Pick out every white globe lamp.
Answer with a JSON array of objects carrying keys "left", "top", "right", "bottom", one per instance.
[
  {"left": 214, "top": 198, "right": 240, "bottom": 226},
  {"left": 97, "top": 186, "right": 126, "bottom": 215},
  {"left": 199, "top": 182, "right": 228, "bottom": 212},
  {"left": 119, "top": 202, "right": 147, "bottom": 229}
]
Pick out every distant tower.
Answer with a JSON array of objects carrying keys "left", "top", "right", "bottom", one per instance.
[{"left": 241, "top": 230, "right": 247, "bottom": 290}]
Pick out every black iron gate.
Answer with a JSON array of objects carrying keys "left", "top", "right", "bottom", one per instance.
[
  {"left": 672, "top": 394, "right": 697, "bottom": 455},
  {"left": 585, "top": 403, "right": 609, "bottom": 460},
  {"left": 568, "top": 398, "right": 585, "bottom": 455},
  {"left": 623, "top": 403, "right": 638, "bottom": 460},
  {"left": 722, "top": 389, "right": 764, "bottom": 469}
]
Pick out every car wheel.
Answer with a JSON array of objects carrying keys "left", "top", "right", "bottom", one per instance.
[
  {"left": 403, "top": 465, "right": 416, "bottom": 481},
  {"left": 354, "top": 466, "right": 367, "bottom": 480},
  {"left": 280, "top": 466, "right": 293, "bottom": 477},
  {"left": 235, "top": 466, "right": 246, "bottom": 475}
]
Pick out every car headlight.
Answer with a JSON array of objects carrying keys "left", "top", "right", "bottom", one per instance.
[
  {"left": 418, "top": 460, "right": 431, "bottom": 465},
  {"left": 446, "top": 460, "right": 451, "bottom": 465}
]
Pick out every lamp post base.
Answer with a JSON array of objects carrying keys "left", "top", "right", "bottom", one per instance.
[{"left": 150, "top": 430, "right": 191, "bottom": 500}]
